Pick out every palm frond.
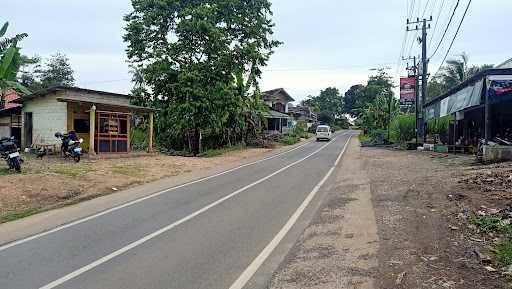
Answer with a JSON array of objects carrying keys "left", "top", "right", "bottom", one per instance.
[{"left": 0, "top": 22, "right": 8, "bottom": 38}]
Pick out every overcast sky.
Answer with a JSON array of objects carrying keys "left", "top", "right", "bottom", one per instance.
[{"left": 3, "top": 0, "right": 510, "bottom": 103}]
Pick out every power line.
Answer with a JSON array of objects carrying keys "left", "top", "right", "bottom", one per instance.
[
  {"left": 428, "top": 0, "right": 461, "bottom": 59},
  {"left": 428, "top": 0, "right": 446, "bottom": 49},
  {"left": 421, "top": 0, "right": 432, "bottom": 18},
  {"left": 433, "top": 0, "right": 472, "bottom": 77}
]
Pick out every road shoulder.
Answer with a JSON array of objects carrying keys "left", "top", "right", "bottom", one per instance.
[{"left": 269, "top": 137, "right": 379, "bottom": 289}]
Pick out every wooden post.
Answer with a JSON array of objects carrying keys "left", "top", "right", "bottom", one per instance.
[
  {"left": 127, "top": 114, "right": 131, "bottom": 152},
  {"left": 148, "top": 112, "right": 154, "bottom": 152},
  {"left": 89, "top": 105, "right": 96, "bottom": 155}
]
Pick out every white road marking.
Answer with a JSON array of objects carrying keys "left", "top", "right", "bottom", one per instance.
[
  {"left": 228, "top": 134, "right": 352, "bottom": 289},
  {"left": 38, "top": 134, "right": 346, "bottom": 289},
  {"left": 0, "top": 136, "right": 323, "bottom": 253}
]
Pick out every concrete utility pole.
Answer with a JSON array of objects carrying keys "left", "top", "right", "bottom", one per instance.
[
  {"left": 404, "top": 56, "right": 419, "bottom": 143},
  {"left": 406, "top": 17, "right": 431, "bottom": 144}
]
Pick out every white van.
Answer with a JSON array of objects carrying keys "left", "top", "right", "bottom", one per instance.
[{"left": 316, "top": 125, "right": 332, "bottom": 141}]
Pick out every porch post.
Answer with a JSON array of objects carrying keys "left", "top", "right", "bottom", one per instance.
[
  {"left": 89, "top": 105, "right": 96, "bottom": 155},
  {"left": 148, "top": 112, "right": 154, "bottom": 152},
  {"left": 484, "top": 76, "right": 491, "bottom": 144}
]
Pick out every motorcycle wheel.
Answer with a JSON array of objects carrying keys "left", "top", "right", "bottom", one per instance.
[
  {"left": 12, "top": 158, "right": 21, "bottom": 173},
  {"left": 74, "top": 155, "right": 81, "bottom": 163}
]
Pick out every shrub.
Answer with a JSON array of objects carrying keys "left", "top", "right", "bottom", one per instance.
[
  {"left": 279, "top": 135, "right": 300, "bottom": 145},
  {"left": 390, "top": 114, "right": 416, "bottom": 145},
  {"left": 292, "top": 121, "right": 308, "bottom": 138},
  {"left": 427, "top": 116, "right": 451, "bottom": 143}
]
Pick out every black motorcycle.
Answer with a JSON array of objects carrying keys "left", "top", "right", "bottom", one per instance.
[
  {"left": 55, "top": 132, "right": 84, "bottom": 163},
  {"left": 0, "top": 136, "right": 22, "bottom": 172}
]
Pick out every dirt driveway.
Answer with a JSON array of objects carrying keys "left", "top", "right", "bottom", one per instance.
[
  {"left": 269, "top": 140, "right": 510, "bottom": 289},
  {"left": 0, "top": 147, "right": 273, "bottom": 223}
]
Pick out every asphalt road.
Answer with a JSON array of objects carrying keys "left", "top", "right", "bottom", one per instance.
[{"left": 0, "top": 132, "right": 353, "bottom": 289}]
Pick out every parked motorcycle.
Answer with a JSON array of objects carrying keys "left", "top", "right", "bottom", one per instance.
[
  {"left": 55, "top": 132, "right": 84, "bottom": 163},
  {"left": 0, "top": 136, "right": 22, "bottom": 172}
]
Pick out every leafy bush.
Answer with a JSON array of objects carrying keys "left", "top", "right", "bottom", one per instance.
[
  {"left": 279, "top": 135, "right": 300, "bottom": 145},
  {"left": 292, "top": 121, "right": 308, "bottom": 138},
  {"left": 390, "top": 114, "right": 416, "bottom": 145},
  {"left": 427, "top": 116, "right": 451, "bottom": 143}
]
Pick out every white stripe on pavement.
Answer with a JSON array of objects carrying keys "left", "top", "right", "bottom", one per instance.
[
  {"left": 228, "top": 134, "right": 352, "bottom": 289},
  {"left": 0, "top": 136, "right": 325, "bottom": 253},
  {"left": 38, "top": 134, "right": 347, "bottom": 289}
]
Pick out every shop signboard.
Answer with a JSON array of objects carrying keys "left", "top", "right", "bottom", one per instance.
[{"left": 400, "top": 77, "right": 416, "bottom": 105}]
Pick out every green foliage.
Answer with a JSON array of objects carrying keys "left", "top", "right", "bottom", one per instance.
[
  {"left": 470, "top": 215, "right": 504, "bottom": 234},
  {"left": 279, "top": 134, "right": 300, "bottom": 145},
  {"left": 427, "top": 116, "right": 451, "bottom": 143},
  {"left": 428, "top": 52, "right": 493, "bottom": 100},
  {"left": 497, "top": 239, "right": 512, "bottom": 266},
  {"left": 390, "top": 114, "right": 416, "bottom": 144},
  {"left": 292, "top": 120, "right": 308, "bottom": 138},
  {"left": 124, "top": 0, "right": 281, "bottom": 154},
  {"left": 19, "top": 53, "right": 75, "bottom": 91},
  {"left": 0, "top": 22, "right": 31, "bottom": 97},
  {"left": 306, "top": 87, "right": 343, "bottom": 125}
]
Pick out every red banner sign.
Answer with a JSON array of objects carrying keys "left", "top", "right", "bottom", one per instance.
[{"left": 400, "top": 77, "right": 416, "bottom": 105}]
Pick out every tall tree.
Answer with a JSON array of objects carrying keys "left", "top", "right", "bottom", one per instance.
[
  {"left": 20, "top": 53, "right": 75, "bottom": 91},
  {"left": 124, "top": 0, "right": 281, "bottom": 154},
  {"left": 344, "top": 84, "right": 366, "bottom": 118}
]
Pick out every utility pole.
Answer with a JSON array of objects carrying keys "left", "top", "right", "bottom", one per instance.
[
  {"left": 404, "top": 56, "right": 419, "bottom": 144},
  {"left": 406, "top": 16, "right": 431, "bottom": 144}
]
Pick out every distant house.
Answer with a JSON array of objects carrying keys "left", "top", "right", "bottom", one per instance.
[
  {"left": 0, "top": 90, "right": 22, "bottom": 141},
  {"left": 261, "top": 88, "right": 294, "bottom": 134},
  {"left": 288, "top": 104, "right": 318, "bottom": 128},
  {"left": 13, "top": 86, "right": 157, "bottom": 154}
]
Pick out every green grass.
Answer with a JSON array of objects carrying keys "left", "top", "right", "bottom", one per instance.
[
  {"left": 497, "top": 239, "right": 512, "bottom": 266},
  {"left": 470, "top": 215, "right": 504, "bottom": 233},
  {"left": 0, "top": 167, "right": 10, "bottom": 176},
  {"left": 0, "top": 207, "right": 43, "bottom": 223},
  {"left": 111, "top": 164, "right": 144, "bottom": 177},
  {"left": 50, "top": 165, "right": 94, "bottom": 177},
  {"left": 199, "top": 144, "right": 246, "bottom": 158}
]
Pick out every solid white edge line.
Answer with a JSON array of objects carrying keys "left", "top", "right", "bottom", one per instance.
[
  {"left": 0, "top": 135, "right": 328, "bottom": 253},
  {"left": 38, "top": 134, "right": 346, "bottom": 289},
  {"left": 228, "top": 134, "right": 353, "bottom": 289}
]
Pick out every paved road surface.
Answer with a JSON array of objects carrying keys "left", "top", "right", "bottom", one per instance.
[{"left": 0, "top": 132, "right": 353, "bottom": 289}]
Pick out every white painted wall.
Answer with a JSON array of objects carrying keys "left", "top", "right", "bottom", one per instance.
[{"left": 22, "top": 93, "right": 67, "bottom": 147}]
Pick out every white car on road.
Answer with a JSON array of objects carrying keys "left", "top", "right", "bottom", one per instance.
[{"left": 316, "top": 125, "right": 332, "bottom": 141}]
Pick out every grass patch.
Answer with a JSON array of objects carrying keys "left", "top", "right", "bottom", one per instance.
[
  {"left": 199, "top": 144, "right": 245, "bottom": 158},
  {"left": 470, "top": 215, "right": 504, "bottom": 233},
  {"left": 358, "top": 134, "right": 371, "bottom": 144},
  {"left": 50, "top": 164, "right": 94, "bottom": 177},
  {"left": 111, "top": 164, "right": 144, "bottom": 177},
  {"left": 279, "top": 135, "right": 300, "bottom": 145},
  {"left": 0, "top": 207, "right": 43, "bottom": 223},
  {"left": 0, "top": 167, "right": 11, "bottom": 176},
  {"left": 496, "top": 239, "right": 512, "bottom": 266}
]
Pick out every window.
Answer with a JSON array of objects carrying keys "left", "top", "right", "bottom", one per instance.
[{"left": 74, "top": 119, "right": 90, "bottom": 133}]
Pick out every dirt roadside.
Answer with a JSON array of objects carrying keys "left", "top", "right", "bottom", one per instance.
[{"left": 269, "top": 139, "right": 511, "bottom": 289}]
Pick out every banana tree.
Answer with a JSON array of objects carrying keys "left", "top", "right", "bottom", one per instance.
[{"left": 0, "top": 21, "right": 31, "bottom": 100}]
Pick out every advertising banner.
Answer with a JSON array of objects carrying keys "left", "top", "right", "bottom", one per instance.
[
  {"left": 400, "top": 77, "right": 416, "bottom": 105},
  {"left": 488, "top": 75, "right": 512, "bottom": 103}
]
